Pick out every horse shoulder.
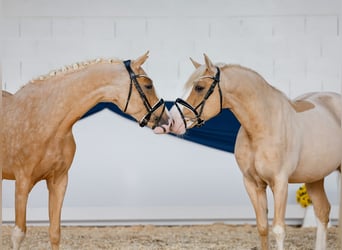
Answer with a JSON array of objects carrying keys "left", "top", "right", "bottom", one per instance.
[{"left": 235, "top": 128, "right": 274, "bottom": 186}]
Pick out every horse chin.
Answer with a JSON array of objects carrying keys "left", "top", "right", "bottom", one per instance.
[
  {"left": 171, "top": 125, "right": 186, "bottom": 135},
  {"left": 169, "top": 118, "right": 187, "bottom": 135}
]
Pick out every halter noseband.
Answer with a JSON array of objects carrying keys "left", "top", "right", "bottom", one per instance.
[
  {"left": 123, "top": 60, "right": 165, "bottom": 128},
  {"left": 175, "top": 67, "right": 222, "bottom": 129}
]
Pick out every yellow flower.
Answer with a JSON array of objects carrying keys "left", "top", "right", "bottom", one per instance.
[{"left": 296, "top": 184, "right": 312, "bottom": 208}]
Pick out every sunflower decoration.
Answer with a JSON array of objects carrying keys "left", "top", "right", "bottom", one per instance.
[{"left": 296, "top": 184, "right": 312, "bottom": 208}]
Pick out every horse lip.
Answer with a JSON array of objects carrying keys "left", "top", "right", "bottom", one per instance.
[{"left": 153, "top": 125, "right": 169, "bottom": 134}]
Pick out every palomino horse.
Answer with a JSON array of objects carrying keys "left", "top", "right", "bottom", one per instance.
[
  {"left": 167, "top": 54, "right": 341, "bottom": 250},
  {"left": 2, "top": 52, "right": 171, "bottom": 250}
]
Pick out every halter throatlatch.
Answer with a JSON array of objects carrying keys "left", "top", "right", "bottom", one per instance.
[
  {"left": 123, "top": 60, "right": 165, "bottom": 128},
  {"left": 175, "top": 67, "right": 222, "bottom": 129}
]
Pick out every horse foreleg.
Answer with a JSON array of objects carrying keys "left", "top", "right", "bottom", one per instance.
[
  {"left": 243, "top": 177, "right": 269, "bottom": 250},
  {"left": 12, "top": 179, "right": 33, "bottom": 250},
  {"left": 306, "top": 179, "right": 330, "bottom": 250},
  {"left": 270, "top": 179, "right": 288, "bottom": 250},
  {"left": 46, "top": 173, "right": 69, "bottom": 250}
]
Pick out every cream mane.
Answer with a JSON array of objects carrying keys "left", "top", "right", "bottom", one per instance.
[
  {"left": 221, "top": 63, "right": 290, "bottom": 101},
  {"left": 219, "top": 64, "right": 314, "bottom": 112},
  {"left": 29, "top": 58, "right": 122, "bottom": 84},
  {"left": 185, "top": 63, "right": 281, "bottom": 93}
]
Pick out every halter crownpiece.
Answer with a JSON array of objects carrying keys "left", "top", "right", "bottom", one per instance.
[
  {"left": 175, "top": 66, "right": 222, "bottom": 129},
  {"left": 123, "top": 60, "right": 165, "bottom": 128}
]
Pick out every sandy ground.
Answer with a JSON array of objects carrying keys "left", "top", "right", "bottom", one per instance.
[{"left": 2, "top": 224, "right": 340, "bottom": 250}]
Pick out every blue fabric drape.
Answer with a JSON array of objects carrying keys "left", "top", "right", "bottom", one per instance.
[{"left": 81, "top": 102, "right": 241, "bottom": 153}]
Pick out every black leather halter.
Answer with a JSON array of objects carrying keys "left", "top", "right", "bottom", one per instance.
[
  {"left": 174, "top": 67, "right": 222, "bottom": 129},
  {"left": 123, "top": 60, "right": 165, "bottom": 128}
]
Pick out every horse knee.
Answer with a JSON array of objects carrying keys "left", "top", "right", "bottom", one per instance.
[{"left": 11, "top": 225, "right": 26, "bottom": 250}]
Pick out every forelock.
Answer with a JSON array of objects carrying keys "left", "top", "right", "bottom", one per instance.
[
  {"left": 184, "top": 63, "right": 226, "bottom": 91},
  {"left": 184, "top": 65, "right": 206, "bottom": 91}
]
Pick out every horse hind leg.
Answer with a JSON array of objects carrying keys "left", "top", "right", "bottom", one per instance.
[{"left": 306, "top": 179, "right": 330, "bottom": 250}]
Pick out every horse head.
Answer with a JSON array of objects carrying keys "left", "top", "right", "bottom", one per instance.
[
  {"left": 169, "top": 54, "right": 222, "bottom": 135},
  {"left": 118, "top": 51, "right": 172, "bottom": 134}
]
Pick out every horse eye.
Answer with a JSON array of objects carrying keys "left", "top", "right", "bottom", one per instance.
[
  {"left": 194, "top": 85, "right": 205, "bottom": 92},
  {"left": 145, "top": 84, "right": 153, "bottom": 90}
]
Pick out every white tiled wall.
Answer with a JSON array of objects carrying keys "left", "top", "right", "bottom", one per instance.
[
  {"left": 1, "top": 0, "right": 341, "bottom": 99},
  {"left": 1, "top": 0, "right": 342, "bottom": 225}
]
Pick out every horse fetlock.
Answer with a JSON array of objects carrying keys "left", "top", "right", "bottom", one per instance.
[
  {"left": 11, "top": 225, "right": 25, "bottom": 250},
  {"left": 272, "top": 225, "right": 285, "bottom": 250},
  {"left": 51, "top": 243, "right": 61, "bottom": 250},
  {"left": 260, "top": 236, "right": 269, "bottom": 250},
  {"left": 272, "top": 224, "right": 285, "bottom": 238},
  {"left": 315, "top": 220, "right": 327, "bottom": 250},
  {"left": 49, "top": 229, "right": 61, "bottom": 247},
  {"left": 257, "top": 224, "right": 268, "bottom": 237}
]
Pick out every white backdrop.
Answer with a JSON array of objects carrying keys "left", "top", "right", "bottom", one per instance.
[{"left": 1, "top": 0, "right": 341, "bottom": 225}]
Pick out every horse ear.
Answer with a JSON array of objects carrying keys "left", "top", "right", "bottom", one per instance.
[
  {"left": 190, "top": 57, "right": 201, "bottom": 69},
  {"left": 132, "top": 51, "right": 149, "bottom": 68},
  {"left": 203, "top": 53, "right": 215, "bottom": 73}
]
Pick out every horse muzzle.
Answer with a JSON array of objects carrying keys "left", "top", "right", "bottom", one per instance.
[
  {"left": 152, "top": 104, "right": 173, "bottom": 134},
  {"left": 168, "top": 105, "right": 187, "bottom": 135}
]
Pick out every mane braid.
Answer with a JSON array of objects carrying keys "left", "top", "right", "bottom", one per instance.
[{"left": 29, "top": 58, "right": 122, "bottom": 84}]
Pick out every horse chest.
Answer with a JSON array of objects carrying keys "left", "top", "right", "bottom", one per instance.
[{"left": 235, "top": 129, "right": 292, "bottom": 184}]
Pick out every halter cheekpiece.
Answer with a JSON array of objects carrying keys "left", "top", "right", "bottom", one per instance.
[
  {"left": 123, "top": 60, "right": 165, "bottom": 128},
  {"left": 174, "top": 67, "right": 222, "bottom": 129}
]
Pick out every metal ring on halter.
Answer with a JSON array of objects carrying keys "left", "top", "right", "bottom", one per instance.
[
  {"left": 175, "top": 66, "right": 222, "bottom": 129},
  {"left": 123, "top": 60, "right": 166, "bottom": 128}
]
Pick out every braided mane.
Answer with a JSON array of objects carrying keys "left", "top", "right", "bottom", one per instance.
[{"left": 29, "top": 58, "right": 122, "bottom": 84}]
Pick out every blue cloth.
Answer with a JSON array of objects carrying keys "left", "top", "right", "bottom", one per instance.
[{"left": 81, "top": 102, "right": 241, "bottom": 153}]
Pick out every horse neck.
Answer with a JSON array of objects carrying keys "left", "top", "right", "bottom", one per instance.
[
  {"left": 18, "top": 62, "right": 124, "bottom": 135},
  {"left": 221, "top": 67, "right": 292, "bottom": 139}
]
